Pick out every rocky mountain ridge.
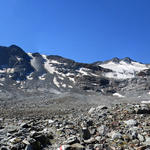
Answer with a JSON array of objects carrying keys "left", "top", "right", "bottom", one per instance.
[{"left": 0, "top": 45, "right": 150, "bottom": 100}]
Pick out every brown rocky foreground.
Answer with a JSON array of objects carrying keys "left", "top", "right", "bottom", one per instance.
[{"left": 1, "top": 101, "right": 150, "bottom": 150}]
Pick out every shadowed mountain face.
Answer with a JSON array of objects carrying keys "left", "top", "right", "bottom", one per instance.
[
  {"left": 0, "top": 45, "right": 150, "bottom": 100},
  {"left": 0, "top": 45, "right": 34, "bottom": 80},
  {"left": 0, "top": 45, "right": 30, "bottom": 66}
]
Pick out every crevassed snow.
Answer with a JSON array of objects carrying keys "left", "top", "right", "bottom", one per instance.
[
  {"left": 100, "top": 61, "right": 148, "bottom": 79},
  {"left": 53, "top": 77, "right": 60, "bottom": 88},
  {"left": 113, "top": 93, "right": 125, "bottom": 98}
]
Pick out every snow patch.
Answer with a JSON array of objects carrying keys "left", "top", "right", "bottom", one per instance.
[
  {"left": 68, "top": 85, "right": 73, "bottom": 88},
  {"left": 58, "top": 76, "right": 64, "bottom": 80},
  {"left": 50, "top": 60, "right": 62, "bottom": 64},
  {"left": 113, "top": 93, "right": 125, "bottom": 98},
  {"left": 141, "top": 101, "right": 150, "bottom": 104},
  {"left": 55, "top": 71, "right": 66, "bottom": 77},
  {"left": 66, "top": 73, "right": 75, "bottom": 76},
  {"left": 27, "top": 53, "right": 32, "bottom": 57},
  {"left": 62, "top": 84, "right": 67, "bottom": 88},
  {"left": 53, "top": 77, "right": 60, "bottom": 88},
  {"left": 0, "top": 69, "right": 5, "bottom": 73},
  {"left": 0, "top": 68, "right": 14, "bottom": 73},
  {"left": 16, "top": 56, "right": 21, "bottom": 61},
  {"left": 0, "top": 68, "right": 15, "bottom": 74},
  {"left": 0, "top": 83, "right": 4, "bottom": 86},
  {"left": 38, "top": 74, "right": 46, "bottom": 80},
  {"left": 27, "top": 74, "right": 33, "bottom": 80},
  {"left": 9, "top": 75, "right": 13, "bottom": 78},
  {"left": 78, "top": 68, "right": 89, "bottom": 76},
  {"left": 16, "top": 80, "right": 20, "bottom": 84},
  {"left": 7, "top": 68, "right": 15, "bottom": 73},
  {"left": 42, "top": 55, "right": 56, "bottom": 74},
  {"left": 68, "top": 77, "right": 75, "bottom": 83}
]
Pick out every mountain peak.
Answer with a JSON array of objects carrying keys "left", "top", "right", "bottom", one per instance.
[
  {"left": 121, "top": 57, "right": 133, "bottom": 63},
  {"left": 111, "top": 57, "right": 120, "bottom": 63},
  {"left": 9, "top": 44, "right": 20, "bottom": 48},
  {"left": 8, "top": 45, "right": 25, "bottom": 54}
]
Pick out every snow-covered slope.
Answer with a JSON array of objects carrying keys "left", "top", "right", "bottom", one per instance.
[{"left": 100, "top": 60, "right": 148, "bottom": 79}]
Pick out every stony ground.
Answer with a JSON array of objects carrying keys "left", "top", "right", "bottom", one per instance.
[{"left": 1, "top": 95, "right": 150, "bottom": 150}]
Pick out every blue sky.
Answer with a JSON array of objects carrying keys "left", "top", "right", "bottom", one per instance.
[{"left": 0, "top": 0, "right": 150, "bottom": 63}]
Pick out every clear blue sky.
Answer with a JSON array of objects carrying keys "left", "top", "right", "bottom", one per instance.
[{"left": 0, "top": 0, "right": 150, "bottom": 63}]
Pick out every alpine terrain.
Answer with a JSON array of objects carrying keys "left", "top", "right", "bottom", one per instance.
[{"left": 0, "top": 45, "right": 150, "bottom": 150}]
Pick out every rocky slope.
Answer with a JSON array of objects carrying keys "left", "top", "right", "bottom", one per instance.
[{"left": 1, "top": 103, "right": 150, "bottom": 149}]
